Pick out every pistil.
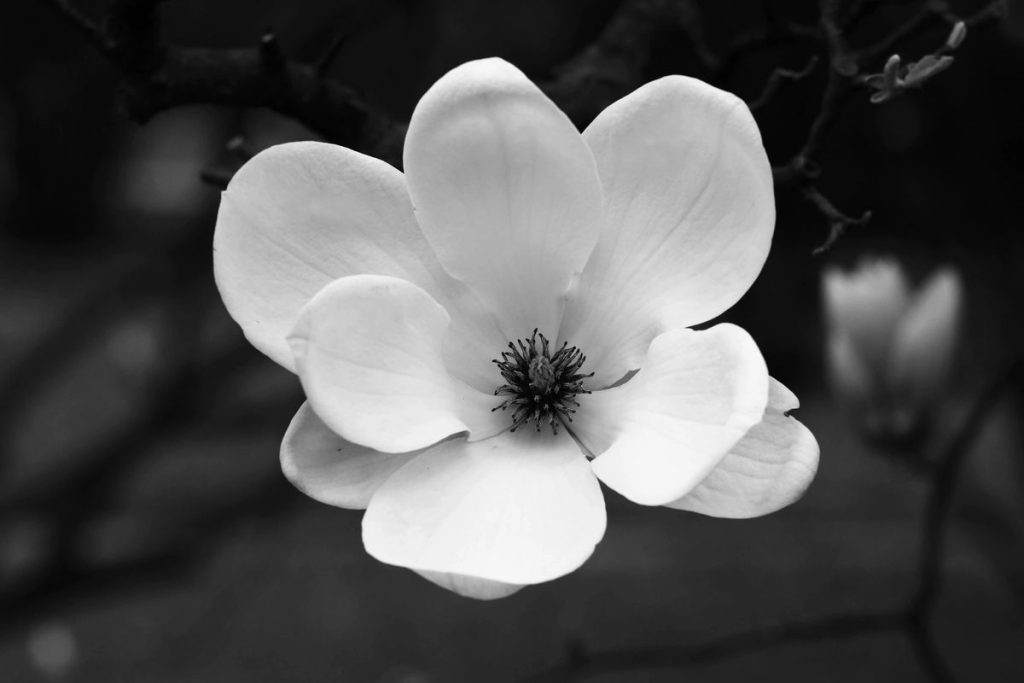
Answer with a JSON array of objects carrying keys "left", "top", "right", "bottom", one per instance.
[{"left": 492, "top": 329, "right": 593, "bottom": 434}]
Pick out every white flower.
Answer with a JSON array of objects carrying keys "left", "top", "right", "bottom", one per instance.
[
  {"left": 214, "top": 58, "right": 819, "bottom": 599},
  {"left": 823, "top": 258, "right": 963, "bottom": 438}
]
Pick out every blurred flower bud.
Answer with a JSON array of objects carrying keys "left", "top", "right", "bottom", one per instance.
[
  {"left": 867, "top": 55, "right": 902, "bottom": 103},
  {"left": 883, "top": 54, "right": 902, "bottom": 91},
  {"left": 946, "top": 21, "right": 967, "bottom": 50},
  {"left": 823, "top": 258, "right": 963, "bottom": 444}
]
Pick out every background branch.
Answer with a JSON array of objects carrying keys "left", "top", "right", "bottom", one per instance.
[
  {"left": 747, "top": 56, "right": 819, "bottom": 112},
  {"left": 527, "top": 360, "right": 1023, "bottom": 682},
  {"left": 43, "top": 0, "right": 1006, "bottom": 252}
]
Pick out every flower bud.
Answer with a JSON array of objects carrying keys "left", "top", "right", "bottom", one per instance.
[
  {"left": 868, "top": 54, "right": 904, "bottom": 104},
  {"left": 883, "top": 54, "right": 902, "bottom": 91},
  {"left": 946, "top": 21, "right": 967, "bottom": 50},
  {"left": 903, "top": 55, "right": 954, "bottom": 87},
  {"left": 823, "top": 259, "right": 962, "bottom": 443}
]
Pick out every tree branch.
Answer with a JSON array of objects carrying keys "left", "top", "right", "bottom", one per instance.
[
  {"left": 43, "top": 0, "right": 111, "bottom": 53},
  {"left": 747, "top": 56, "right": 819, "bottom": 112},
  {"left": 911, "top": 361, "right": 1024, "bottom": 618},
  {"left": 42, "top": 0, "right": 404, "bottom": 160},
  {"left": 119, "top": 45, "right": 404, "bottom": 160},
  {"left": 803, "top": 184, "right": 872, "bottom": 255},
  {"left": 525, "top": 359, "right": 1023, "bottom": 682},
  {"left": 527, "top": 611, "right": 905, "bottom": 681},
  {"left": 543, "top": 0, "right": 701, "bottom": 124}
]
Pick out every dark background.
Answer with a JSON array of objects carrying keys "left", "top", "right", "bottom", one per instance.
[{"left": 1, "top": 0, "right": 1023, "bottom": 681}]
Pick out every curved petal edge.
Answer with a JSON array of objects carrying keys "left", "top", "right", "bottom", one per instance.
[
  {"left": 576, "top": 324, "right": 770, "bottom": 506},
  {"left": 561, "top": 75, "right": 775, "bottom": 386},
  {"left": 666, "top": 378, "right": 820, "bottom": 518},
  {"left": 280, "top": 402, "right": 418, "bottom": 509},
  {"left": 362, "top": 429, "right": 605, "bottom": 589},
  {"left": 289, "top": 274, "right": 506, "bottom": 453}
]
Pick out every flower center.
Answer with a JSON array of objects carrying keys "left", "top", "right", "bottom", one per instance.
[{"left": 491, "top": 329, "right": 593, "bottom": 434}]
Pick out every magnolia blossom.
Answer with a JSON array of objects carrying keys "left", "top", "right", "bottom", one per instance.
[
  {"left": 214, "top": 58, "right": 819, "bottom": 599},
  {"left": 823, "top": 258, "right": 962, "bottom": 439}
]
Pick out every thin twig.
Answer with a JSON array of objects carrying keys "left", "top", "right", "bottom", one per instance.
[
  {"left": 766, "top": 0, "right": 869, "bottom": 252},
  {"left": 42, "top": 0, "right": 111, "bottom": 53},
  {"left": 747, "top": 56, "right": 819, "bottom": 112},
  {"left": 842, "top": 0, "right": 889, "bottom": 32},
  {"left": 714, "top": 22, "right": 820, "bottom": 79},
  {"left": 803, "top": 184, "right": 873, "bottom": 255},
  {"left": 316, "top": 30, "right": 349, "bottom": 78}
]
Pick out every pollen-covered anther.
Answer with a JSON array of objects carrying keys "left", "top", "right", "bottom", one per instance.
[{"left": 491, "top": 329, "right": 593, "bottom": 435}]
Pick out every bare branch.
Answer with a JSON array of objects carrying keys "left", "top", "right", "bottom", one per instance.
[
  {"left": 316, "top": 30, "right": 349, "bottom": 78},
  {"left": 526, "top": 611, "right": 905, "bottom": 682},
  {"left": 525, "top": 359, "right": 1024, "bottom": 682},
  {"left": 42, "top": 0, "right": 111, "bottom": 53},
  {"left": 46, "top": 0, "right": 403, "bottom": 160},
  {"left": 802, "top": 184, "right": 872, "bottom": 255},
  {"left": 911, "top": 361, "right": 1024, "bottom": 617},
  {"left": 118, "top": 45, "right": 404, "bottom": 161},
  {"left": 544, "top": 0, "right": 706, "bottom": 123},
  {"left": 715, "top": 21, "right": 820, "bottom": 79},
  {"left": 747, "top": 56, "right": 819, "bottom": 112}
]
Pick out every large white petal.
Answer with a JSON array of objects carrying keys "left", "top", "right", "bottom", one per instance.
[
  {"left": 666, "top": 378, "right": 819, "bottom": 518},
  {"left": 574, "top": 324, "right": 769, "bottom": 506},
  {"left": 559, "top": 76, "right": 775, "bottom": 387},
  {"left": 362, "top": 429, "right": 605, "bottom": 589},
  {"left": 214, "top": 141, "right": 471, "bottom": 372},
  {"left": 289, "top": 275, "right": 506, "bottom": 454},
  {"left": 887, "top": 267, "right": 962, "bottom": 404},
  {"left": 280, "top": 403, "right": 417, "bottom": 509},
  {"left": 403, "top": 58, "right": 604, "bottom": 345}
]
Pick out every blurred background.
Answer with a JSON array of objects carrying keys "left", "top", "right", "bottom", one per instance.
[{"left": 1, "top": 0, "right": 1023, "bottom": 680}]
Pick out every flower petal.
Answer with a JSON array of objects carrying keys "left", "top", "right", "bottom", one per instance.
[
  {"left": 214, "top": 141, "right": 469, "bottom": 372},
  {"left": 289, "top": 275, "right": 506, "bottom": 453},
  {"left": 822, "top": 259, "right": 910, "bottom": 375},
  {"left": 403, "top": 58, "right": 604, "bottom": 342},
  {"left": 574, "top": 324, "right": 769, "bottom": 506},
  {"left": 666, "top": 378, "right": 819, "bottom": 518},
  {"left": 415, "top": 570, "right": 524, "bottom": 600},
  {"left": 559, "top": 76, "right": 775, "bottom": 386},
  {"left": 280, "top": 402, "right": 417, "bottom": 509},
  {"left": 887, "top": 267, "right": 962, "bottom": 402},
  {"left": 826, "top": 329, "right": 875, "bottom": 403},
  {"left": 362, "top": 429, "right": 605, "bottom": 589}
]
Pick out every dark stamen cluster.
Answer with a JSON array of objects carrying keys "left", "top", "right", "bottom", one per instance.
[{"left": 492, "top": 329, "right": 593, "bottom": 434}]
